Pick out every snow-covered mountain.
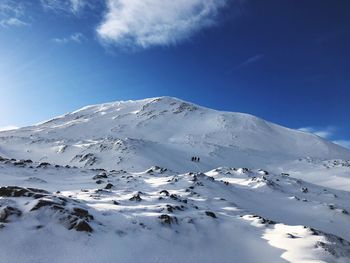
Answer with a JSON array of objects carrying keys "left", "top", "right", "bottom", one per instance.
[
  {"left": 0, "top": 96, "right": 349, "bottom": 173},
  {"left": 1, "top": 97, "right": 350, "bottom": 263}
]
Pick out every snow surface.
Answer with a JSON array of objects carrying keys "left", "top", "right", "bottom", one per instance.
[
  {"left": 0, "top": 159, "right": 350, "bottom": 263},
  {"left": 1, "top": 97, "right": 350, "bottom": 262},
  {"left": 1, "top": 96, "right": 350, "bottom": 189}
]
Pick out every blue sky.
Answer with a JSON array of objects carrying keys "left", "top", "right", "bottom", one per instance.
[{"left": 0, "top": 0, "right": 349, "bottom": 148}]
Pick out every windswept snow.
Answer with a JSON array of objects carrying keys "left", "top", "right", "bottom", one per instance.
[
  {"left": 1, "top": 97, "right": 350, "bottom": 262},
  {"left": 1, "top": 96, "right": 350, "bottom": 189},
  {"left": 0, "top": 158, "right": 350, "bottom": 263}
]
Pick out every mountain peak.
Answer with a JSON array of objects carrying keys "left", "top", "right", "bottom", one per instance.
[{"left": 0, "top": 97, "right": 349, "bottom": 172}]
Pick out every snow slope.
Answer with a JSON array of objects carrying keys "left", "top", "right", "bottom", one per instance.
[
  {"left": 0, "top": 96, "right": 349, "bottom": 173},
  {"left": 1, "top": 97, "right": 350, "bottom": 262},
  {"left": 1, "top": 157, "right": 350, "bottom": 263}
]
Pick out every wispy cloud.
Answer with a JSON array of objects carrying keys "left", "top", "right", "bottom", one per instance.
[
  {"left": 0, "top": 0, "right": 25, "bottom": 17},
  {"left": 0, "top": 0, "right": 28, "bottom": 28},
  {"left": 298, "top": 126, "right": 350, "bottom": 150},
  {"left": 40, "top": 0, "right": 93, "bottom": 15},
  {"left": 52, "top": 32, "right": 86, "bottom": 44},
  {"left": 298, "top": 126, "right": 335, "bottom": 139},
  {"left": 0, "top": 17, "right": 28, "bottom": 28},
  {"left": 230, "top": 54, "right": 264, "bottom": 72},
  {"left": 41, "top": 0, "right": 74, "bottom": 13},
  {"left": 70, "top": 0, "right": 86, "bottom": 13},
  {"left": 97, "top": 0, "right": 228, "bottom": 49}
]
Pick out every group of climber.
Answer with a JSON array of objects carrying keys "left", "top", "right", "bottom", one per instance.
[{"left": 191, "top": 156, "right": 200, "bottom": 162}]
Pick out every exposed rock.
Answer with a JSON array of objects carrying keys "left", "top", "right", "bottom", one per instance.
[
  {"left": 258, "top": 169, "right": 269, "bottom": 175},
  {"left": 75, "top": 220, "right": 93, "bottom": 232},
  {"left": 105, "top": 183, "right": 114, "bottom": 190},
  {"left": 0, "top": 206, "right": 22, "bottom": 222},
  {"left": 31, "top": 198, "right": 94, "bottom": 232},
  {"left": 341, "top": 209, "right": 349, "bottom": 215},
  {"left": 170, "top": 194, "right": 179, "bottom": 200},
  {"left": 92, "top": 172, "right": 108, "bottom": 180},
  {"left": 31, "top": 199, "right": 62, "bottom": 211},
  {"left": 146, "top": 166, "right": 168, "bottom": 174},
  {"left": 13, "top": 160, "right": 26, "bottom": 167},
  {"left": 159, "top": 214, "right": 177, "bottom": 225},
  {"left": 72, "top": 153, "right": 97, "bottom": 167},
  {"left": 205, "top": 211, "right": 217, "bottom": 218},
  {"left": 0, "top": 156, "right": 8, "bottom": 162},
  {"left": 37, "top": 162, "right": 51, "bottom": 168},
  {"left": 129, "top": 193, "right": 142, "bottom": 202},
  {"left": 314, "top": 230, "right": 350, "bottom": 258},
  {"left": 251, "top": 215, "right": 276, "bottom": 225},
  {"left": 286, "top": 233, "right": 299, "bottom": 239},
  {"left": 159, "top": 190, "right": 169, "bottom": 196},
  {"left": 301, "top": 187, "right": 308, "bottom": 193},
  {"left": 173, "top": 102, "right": 197, "bottom": 114},
  {"left": 0, "top": 186, "right": 49, "bottom": 199},
  {"left": 0, "top": 186, "right": 94, "bottom": 233},
  {"left": 72, "top": 208, "right": 93, "bottom": 220},
  {"left": 25, "top": 177, "right": 47, "bottom": 184}
]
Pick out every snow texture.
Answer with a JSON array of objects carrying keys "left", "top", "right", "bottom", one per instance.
[{"left": 1, "top": 97, "right": 350, "bottom": 262}]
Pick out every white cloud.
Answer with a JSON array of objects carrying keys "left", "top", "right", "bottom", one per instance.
[
  {"left": 0, "top": 125, "right": 18, "bottom": 132},
  {"left": 52, "top": 32, "right": 86, "bottom": 44},
  {"left": 298, "top": 126, "right": 335, "bottom": 139},
  {"left": 333, "top": 140, "right": 350, "bottom": 150},
  {"left": 97, "top": 0, "right": 228, "bottom": 49}
]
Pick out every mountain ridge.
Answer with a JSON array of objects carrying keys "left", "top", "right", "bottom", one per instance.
[
  {"left": 0, "top": 96, "right": 349, "bottom": 173},
  {"left": 1, "top": 97, "right": 350, "bottom": 262}
]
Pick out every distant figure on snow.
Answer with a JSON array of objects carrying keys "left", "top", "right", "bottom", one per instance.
[{"left": 191, "top": 156, "right": 200, "bottom": 162}]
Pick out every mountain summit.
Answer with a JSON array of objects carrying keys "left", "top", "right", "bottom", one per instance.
[
  {"left": 0, "top": 96, "right": 349, "bottom": 172},
  {"left": 1, "top": 97, "right": 350, "bottom": 263}
]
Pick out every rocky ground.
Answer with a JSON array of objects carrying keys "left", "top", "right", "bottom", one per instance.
[{"left": 1, "top": 156, "right": 350, "bottom": 263}]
